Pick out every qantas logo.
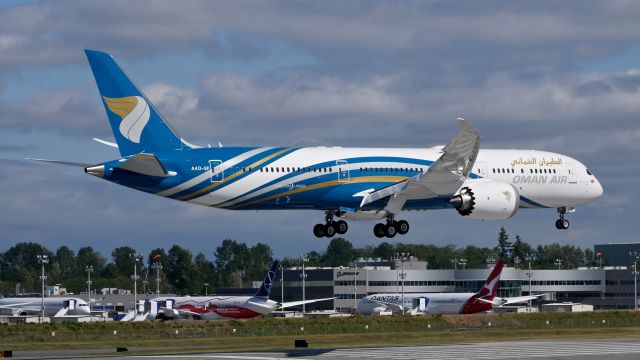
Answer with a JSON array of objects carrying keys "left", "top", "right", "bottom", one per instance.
[
  {"left": 103, "top": 96, "right": 150, "bottom": 143},
  {"left": 478, "top": 260, "right": 503, "bottom": 296}
]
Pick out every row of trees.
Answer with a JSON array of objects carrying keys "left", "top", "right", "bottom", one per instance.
[
  {"left": 0, "top": 240, "right": 274, "bottom": 296},
  {"left": 281, "top": 228, "right": 600, "bottom": 270},
  {"left": 0, "top": 228, "right": 602, "bottom": 296}
]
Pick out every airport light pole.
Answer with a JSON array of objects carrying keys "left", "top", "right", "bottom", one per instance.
[
  {"left": 204, "top": 283, "right": 209, "bottom": 296},
  {"left": 395, "top": 252, "right": 409, "bottom": 316},
  {"left": 525, "top": 254, "right": 534, "bottom": 312},
  {"left": 451, "top": 256, "right": 458, "bottom": 270},
  {"left": 514, "top": 257, "right": 521, "bottom": 269},
  {"left": 143, "top": 267, "right": 149, "bottom": 298},
  {"left": 37, "top": 254, "right": 49, "bottom": 323},
  {"left": 300, "top": 255, "right": 308, "bottom": 314},
  {"left": 352, "top": 262, "right": 358, "bottom": 310},
  {"left": 630, "top": 252, "right": 639, "bottom": 310},
  {"left": 279, "top": 264, "right": 284, "bottom": 304},
  {"left": 85, "top": 265, "right": 93, "bottom": 312},
  {"left": 152, "top": 261, "right": 162, "bottom": 296},
  {"left": 131, "top": 253, "right": 140, "bottom": 313},
  {"left": 554, "top": 258, "right": 562, "bottom": 271}
]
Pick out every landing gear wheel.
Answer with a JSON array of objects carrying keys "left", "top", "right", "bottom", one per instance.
[
  {"left": 313, "top": 224, "right": 326, "bottom": 238},
  {"left": 555, "top": 207, "right": 570, "bottom": 230},
  {"left": 385, "top": 223, "right": 397, "bottom": 238},
  {"left": 373, "top": 223, "right": 386, "bottom": 238},
  {"left": 325, "top": 223, "right": 336, "bottom": 238},
  {"left": 335, "top": 220, "right": 348, "bottom": 234},
  {"left": 396, "top": 220, "right": 409, "bottom": 235}
]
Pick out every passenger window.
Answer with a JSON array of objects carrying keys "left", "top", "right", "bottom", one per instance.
[{"left": 521, "top": 169, "right": 524, "bottom": 173}]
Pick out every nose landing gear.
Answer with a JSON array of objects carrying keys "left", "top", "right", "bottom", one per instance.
[
  {"left": 313, "top": 212, "right": 348, "bottom": 238},
  {"left": 555, "top": 207, "right": 570, "bottom": 230}
]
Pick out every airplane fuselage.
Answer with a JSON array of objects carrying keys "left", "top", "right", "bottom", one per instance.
[
  {"left": 0, "top": 297, "right": 90, "bottom": 316},
  {"left": 154, "top": 296, "right": 278, "bottom": 320},
  {"left": 357, "top": 292, "right": 493, "bottom": 315},
  {"left": 96, "top": 147, "right": 602, "bottom": 212}
]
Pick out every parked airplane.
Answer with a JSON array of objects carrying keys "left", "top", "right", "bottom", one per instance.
[
  {"left": 0, "top": 293, "right": 91, "bottom": 317},
  {"left": 153, "top": 260, "right": 333, "bottom": 320},
  {"left": 30, "top": 50, "right": 603, "bottom": 238},
  {"left": 356, "top": 259, "right": 541, "bottom": 315}
]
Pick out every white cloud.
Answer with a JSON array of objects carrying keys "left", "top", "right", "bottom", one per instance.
[{"left": 144, "top": 83, "right": 199, "bottom": 116}]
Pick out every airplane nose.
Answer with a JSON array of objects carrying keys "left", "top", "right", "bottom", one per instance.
[{"left": 591, "top": 177, "right": 604, "bottom": 200}]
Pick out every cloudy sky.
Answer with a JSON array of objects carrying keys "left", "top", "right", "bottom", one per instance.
[{"left": 1, "top": 0, "right": 638, "bottom": 261}]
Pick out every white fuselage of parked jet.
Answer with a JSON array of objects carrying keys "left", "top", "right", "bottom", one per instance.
[{"left": 0, "top": 297, "right": 91, "bottom": 316}]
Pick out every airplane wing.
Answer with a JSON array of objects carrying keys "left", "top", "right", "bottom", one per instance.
[
  {"left": 116, "top": 153, "right": 176, "bottom": 177},
  {"left": 278, "top": 297, "right": 336, "bottom": 309},
  {"left": 501, "top": 293, "right": 546, "bottom": 305},
  {"left": 477, "top": 293, "right": 546, "bottom": 306},
  {"left": 359, "top": 119, "right": 480, "bottom": 212}
]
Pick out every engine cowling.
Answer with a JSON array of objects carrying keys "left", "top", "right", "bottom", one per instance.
[{"left": 449, "top": 181, "right": 520, "bottom": 220}]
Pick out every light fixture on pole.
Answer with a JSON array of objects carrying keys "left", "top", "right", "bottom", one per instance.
[
  {"left": 85, "top": 265, "right": 93, "bottom": 312},
  {"left": 630, "top": 252, "right": 639, "bottom": 311},
  {"left": 554, "top": 258, "right": 562, "bottom": 271},
  {"left": 513, "top": 257, "right": 521, "bottom": 269},
  {"left": 204, "top": 283, "right": 209, "bottom": 296},
  {"left": 131, "top": 253, "right": 140, "bottom": 314},
  {"left": 37, "top": 254, "right": 49, "bottom": 323},
  {"left": 459, "top": 258, "right": 467, "bottom": 270}
]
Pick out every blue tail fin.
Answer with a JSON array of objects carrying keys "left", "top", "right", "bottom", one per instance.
[
  {"left": 84, "top": 49, "right": 188, "bottom": 157},
  {"left": 254, "top": 260, "right": 279, "bottom": 298}
]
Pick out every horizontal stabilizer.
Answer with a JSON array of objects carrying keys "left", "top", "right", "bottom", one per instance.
[
  {"left": 26, "top": 158, "right": 90, "bottom": 167},
  {"left": 93, "top": 138, "right": 119, "bottom": 148},
  {"left": 116, "top": 153, "right": 176, "bottom": 177}
]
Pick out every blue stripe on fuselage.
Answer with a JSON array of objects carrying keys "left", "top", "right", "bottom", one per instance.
[{"left": 216, "top": 156, "right": 434, "bottom": 208}]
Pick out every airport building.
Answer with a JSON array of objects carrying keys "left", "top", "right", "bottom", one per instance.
[{"left": 232, "top": 256, "right": 639, "bottom": 312}]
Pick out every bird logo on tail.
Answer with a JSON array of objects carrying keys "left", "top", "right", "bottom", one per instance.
[{"left": 103, "top": 96, "right": 150, "bottom": 143}]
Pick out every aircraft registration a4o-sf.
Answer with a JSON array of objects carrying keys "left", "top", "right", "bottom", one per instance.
[{"left": 32, "top": 50, "right": 604, "bottom": 238}]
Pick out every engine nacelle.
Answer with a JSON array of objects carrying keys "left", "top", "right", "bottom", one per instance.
[{"left": 449, "top": 181, "right": 520, "bottom": 220}]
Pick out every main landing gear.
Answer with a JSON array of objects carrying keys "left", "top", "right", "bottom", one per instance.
[
  {"left": 373, "top": 215, "right": 409, "bottom": 238},
  {"left": 555, "top": 207, "right": 570, "bottom": 230},
  {"left": 313, "top": 212, "right": 348, "bottom": 238}
]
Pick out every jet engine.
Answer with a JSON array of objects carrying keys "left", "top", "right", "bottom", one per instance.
[{"left": 449, "top": 181, "right": 520, "bottom": 220}]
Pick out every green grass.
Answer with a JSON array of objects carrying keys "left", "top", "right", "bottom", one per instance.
[{"left": 3, "top": 311, "right": 640, "bottom": 353}]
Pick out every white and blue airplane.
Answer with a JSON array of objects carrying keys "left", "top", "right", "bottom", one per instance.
[{"left": 31, "top": 50, "right": 603, "bottom": 238}]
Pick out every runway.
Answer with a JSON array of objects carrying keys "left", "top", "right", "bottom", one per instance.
[{"left": 14, "top": 338, "right": 640, "bottom": 359}]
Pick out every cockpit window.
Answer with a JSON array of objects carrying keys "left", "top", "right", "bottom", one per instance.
[{"left": 586, "top": 169, "right": 593, "bottom": 176}]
